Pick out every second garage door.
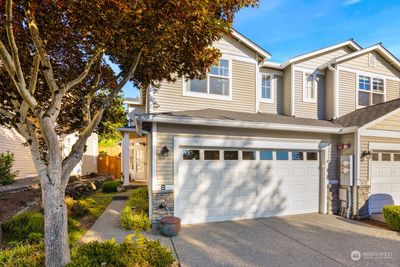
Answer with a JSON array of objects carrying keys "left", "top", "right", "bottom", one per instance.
[{"left": 176, "top": 148, "right": 320, "bottom": 224}]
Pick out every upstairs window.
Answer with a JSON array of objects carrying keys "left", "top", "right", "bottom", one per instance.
[
  {"left": 261, "top": 74, "right": 273, "bottom": 102},
  {"left": 358, "top": 75, "right": 384, "bottom": 107},
  {"left": 185, "top": 59, "right": 231, "bottom": 99},
  {"left": 303, "top": 73, "right": 316, "bottom": 102}
]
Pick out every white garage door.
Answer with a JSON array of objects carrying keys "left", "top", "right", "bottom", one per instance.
[
  {"left": 370, "top": 151, "right": 400, "bottom": 213},
  {"left": 176, "top": 148, "right": 320, "bottom": 224}
]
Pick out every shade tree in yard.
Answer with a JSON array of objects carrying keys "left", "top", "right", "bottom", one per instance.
[{"left": 0, "top": 0, "right": 258, "bottom": 265}]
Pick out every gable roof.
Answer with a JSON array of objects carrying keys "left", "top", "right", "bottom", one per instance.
[
  {"left": 231, "top": 29, "right": 271, "bottom": 60},
  {"left": 279, "top": 39, "right": 362, "bottom": 69},
  {"left": 319, "top": 43, "right": 400, "bottom": 71},
  {"left": 333, "top": 98, "right": 400, "bottom": 128}
]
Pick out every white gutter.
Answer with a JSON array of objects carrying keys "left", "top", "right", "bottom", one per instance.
[
  {"left": 328, "top": 64, "right": 339, "bottom": 119},
  {"left": 140, "top": 115, "right": 342, "bottom": 134}
]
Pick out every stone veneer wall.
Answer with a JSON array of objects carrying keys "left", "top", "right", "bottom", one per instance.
[
  {"left": 327, "top": 184, "right": 340, "bottom": 214},
  {"left": 151, "top": 191, "right": 174, "bottom": 230},
  {"left": 356, "top": 185, "right": 370, "bottom": 218}
]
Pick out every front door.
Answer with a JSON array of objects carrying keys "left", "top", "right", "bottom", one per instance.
[{"left": 130, "top": 142, "right": 146, "bottom": 181}]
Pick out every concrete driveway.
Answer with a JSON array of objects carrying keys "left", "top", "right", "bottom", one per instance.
[{"left": 158, "top": 214, "right": 400, "bottom": 267}]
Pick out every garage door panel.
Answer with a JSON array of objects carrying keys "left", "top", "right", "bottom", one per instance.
[{"left": 178, "top": 148, "right": 320, "bottom": 224}]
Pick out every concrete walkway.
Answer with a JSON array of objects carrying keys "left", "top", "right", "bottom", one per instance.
[{"left": 0, "top": 176, "right": 40, "bottom": 195}]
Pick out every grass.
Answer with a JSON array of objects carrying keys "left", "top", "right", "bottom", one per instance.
[
  {"left": 120, "top": 187, "right": 151, "bottom": 231},
  {"left": 67, "top": 191, "right": 117, "bottom": 243}
]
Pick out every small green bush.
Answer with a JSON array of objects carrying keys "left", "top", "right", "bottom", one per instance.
[
  {"left": 0, "top": 242, "right": 45, "bottom": 267},
  {"left": 120, "top": 187, "right": 151, "bottom": 231},
  {"left": 102, "top": 180, "right": 121, "bottom": 193},
  {"left": 2, "top": 211, "right": 44, "bottom": 243},
  {"left": 0, "top": 152, "right": 18, "bottom": 186},
  {"left": 383, "top": 205, "right": 400, "bottom": 231},
  {"left": 68, "top": 234, "right": 174, "bottom": 267}
]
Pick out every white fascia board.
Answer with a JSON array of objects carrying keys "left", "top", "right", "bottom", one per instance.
[
  {"left": 262, "top": 61, "right": 283, "bottom": 69},
  {"left": 174, "top": 137, "right": 327, "bottom": 151},
  {"left": 338, "top": 126, "right": 359, "bottom": 134},
  {"left": 359, "top": 129, "right": 400, "bottom": 139},
  {"left": 281, "top": 40, "right": 361, "bottom": 69},
  {"left": 369, "top": 142, "right": 400, "bottom": 151},
  {"left": 231, "top": 30, "right": 271, "bottom": 60},
  {"left": 141, "top": 115, "right": 340, "bottom": 133}
]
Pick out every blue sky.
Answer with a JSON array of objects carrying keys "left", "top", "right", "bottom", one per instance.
[
  {"left": 123, "top": 0, "right": 400, "bottom": 98},
  {"left": 234, "top": 0, "right": 400, "bottom": 62}
]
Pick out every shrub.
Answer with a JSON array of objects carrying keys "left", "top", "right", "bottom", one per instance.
[
  {"left": 68, "top": 234, "right": 174, "bottom": 267},
  {"left": 0, "top": 152, "right": 18, "bottom": 186},
  {"left": 102, "top": 180, "right": 121, "bottom": 193},
  {"left": 2, "top": 211, "right": 44, "bottom": 243},
  {"left": 0, "top": 242, "right": 45, "bottom": 267},
  {"left": 121, "top": 187, "right": 151, "bottom": 231},
  {"left": 383, "top": 205, "right": 400, "bottom": 231}
]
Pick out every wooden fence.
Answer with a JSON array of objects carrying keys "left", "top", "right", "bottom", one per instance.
[{"left": 97, "top": 155, "right": 121, "bottom": 179}]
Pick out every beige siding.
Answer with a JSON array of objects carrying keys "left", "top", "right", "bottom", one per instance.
[
  {"left": 368, "top": 111, "right": 400, "bottom": 131},
  {"left": 296, "top": 47, "right": 354, "bottom": 70},
  {"left": 0, "top": 127, "right": 37, "bottom": 179},
  {"left": 153, "top": 60, "right": 256, "bottom": 113},
  {"left": 294, "top": 70, "right": 319, "bottom": 119},
  {"left": 341, "top": 51, "right": 400, "bottom": 77},
  {"left": 326, "top": 69, "right": 334, "bottom": 119},
  {"left": 338, "top": 70, "right": 356, "bottom": 117},
  {"left": 259, "top": 75, "right": 283, "bottom": 114},
  {"left": 339, "top": 133, "right": 355, "bottom": 155},
  {"left": 283, "top": 66, "right": 292, "bottom": 116},
  {"left": 317, "top": 74, "right": 326, "bottom": 120},
  {"left": 155, "top": 123, "right": 338, "bottom": 185},
  {"left": 214, "top": 35, "right": 256, "bottom": 60},
  {"left": 386, "top": 79, "right": 400, "bottom": 101}
]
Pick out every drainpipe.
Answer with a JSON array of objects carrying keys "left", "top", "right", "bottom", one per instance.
[
  {"left": 328, "top": 64, "right": 338, "bottom": 119},
  {"left": 353, "top": 131, "right": 360, "bottom": 218}
]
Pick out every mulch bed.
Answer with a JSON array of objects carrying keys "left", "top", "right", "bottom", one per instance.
[
  {"left": 358, "top": 218, "right": 392, "bottom": 231},
  {"left": 0, "top": 187, "right": 41, "bottom": 222}
]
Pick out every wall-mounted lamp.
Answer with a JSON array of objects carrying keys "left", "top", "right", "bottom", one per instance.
[
  {"left": 160, "top": 145, "right": 170, "bottom": 157},
  {"left": 361, "top": 150, "right": 372, "bottom": 160},
  {"left": 337, "top": 144, "right": 351, "bottom": 150}
]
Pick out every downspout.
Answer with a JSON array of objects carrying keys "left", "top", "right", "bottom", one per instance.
[
  {"left": 255, "top": 54, "right": 260, "bottom": 113},
  {"left": 353, "top": 130, "right": 360, "bottom": 218},
  {"left": 328, "top": 64, "right": 338, "bottom": 119},
  {"left": 290, "top": 64, "right": 295, "bottom": 117}
]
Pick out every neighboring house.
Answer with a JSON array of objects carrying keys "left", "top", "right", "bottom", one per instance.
[
  {"left": 119, "top": 29, "right": 400, "bottom": 225},
  {"left": 0, "top": 126, "right": 98, "bottom": 179}
]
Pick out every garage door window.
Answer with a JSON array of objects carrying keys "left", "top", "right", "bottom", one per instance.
[
  {"left": 394, "top": 154, "right": 400, "bottom": 161},
  {"left": 292, "top": 151, "right": 304, "bottom": 160},
  {"left": 372, "top": 153, "right": 379, "bottom": 161},
  {"left": 306, "top": 152, "right": 318, "bottom": 161},
  {"left": 260, "top": 150, "right": 273, "bottom": 160},
  {"left": 204, "top": 150, "right": 220, "bottom": 160},
  {"left": 224, "top": 151, "right": 238, "bottom": 160},
  {"left": 382, "top": 153, "right": 391, "bottom": 161},
  {"left": 276, "top": 151, "right": 289, "bottom": 160},
  {"left": 243, "top": 151, "right": 256, "bottom": 160},
  {"left": 183, "top": 150, "right": 200, "bottom": 160}
]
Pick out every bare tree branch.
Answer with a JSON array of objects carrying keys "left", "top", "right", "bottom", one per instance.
[
  {"left": 0, "top": 107, "right": 15, "bottom": 120},
  {"left": 5, "top": 0, "right": 25, "bottom": 87},
  {"left": 20, "top": 53, "right": 40, "bottom": 120},
  {"left": 61, "top": 50, "right": 104, "bottom": 93},
  {"left": 83, "top": 54, "right": 103, "bottom": 124},
  {"left": 0, "top": 40, "right": 16, "bottom": 76}
]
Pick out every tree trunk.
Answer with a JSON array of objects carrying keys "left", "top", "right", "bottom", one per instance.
[{"left": 42, "top": 175, "right": 70, "bottom": 267}]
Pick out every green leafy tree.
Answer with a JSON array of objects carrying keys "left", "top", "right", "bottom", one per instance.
[{"left": 0, "top": 0, "right": 258, "bottom": 265}]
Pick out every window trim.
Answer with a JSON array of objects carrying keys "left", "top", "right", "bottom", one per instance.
[
  {"left": 182, "top": 57, "right": 232, "bottom": 101},
  {"left": 260, "top": 73, "right": 274, "bottom": 103},
  {"left": 303, "top": 72, "right": 317, "bottom": 103},
  {"left": 356, "top": 73, "right": 386, "bottom": 109}
]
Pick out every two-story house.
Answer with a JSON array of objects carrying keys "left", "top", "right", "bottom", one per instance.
[{"left": 119, "top": 30, "right": 400, "bottom": 226}]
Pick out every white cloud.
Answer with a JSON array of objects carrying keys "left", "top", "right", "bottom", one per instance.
[{"left": 343, "top": 0, "right": 362, "bottom": 5}]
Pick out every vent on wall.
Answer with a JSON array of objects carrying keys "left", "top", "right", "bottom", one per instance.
[{"left": 369, "top": 53, "right": 376, "bottom": 67}]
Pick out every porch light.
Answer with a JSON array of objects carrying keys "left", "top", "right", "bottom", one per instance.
[
  {"left": 161, "top": 145, "right": 170, "bottom": 157},
  {"left": 361, "top": 150, "right": 372, "bottom": 160}
]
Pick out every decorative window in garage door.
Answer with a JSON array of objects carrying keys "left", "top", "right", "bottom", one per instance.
[
  {"left": 181, "top": 149, "right": 318, "bottom": 161},
  {"left": 372, "top": 151, "right": 400, "bottom": 162}
]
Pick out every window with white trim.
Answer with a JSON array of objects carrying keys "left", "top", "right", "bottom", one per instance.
[
  {"left": 357, "top": 75, "right": 385, "bottom": 107},
  {"left": 261, "top": 74, "right": 273, "bottom": 101},
  {"left": 185, "top": 59, "right": 231, "bottom": 98},
  {"left": 303, "top": 73, "right": 316, "bottom": 102}
]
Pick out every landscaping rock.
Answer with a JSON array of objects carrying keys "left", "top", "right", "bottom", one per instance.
[{"left": 65, "top": 175, "right": 111, "bottom": 199}]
